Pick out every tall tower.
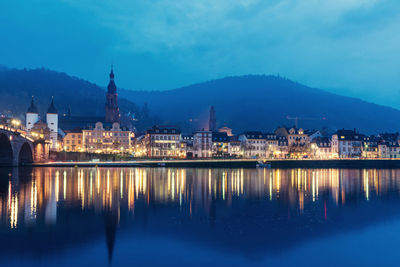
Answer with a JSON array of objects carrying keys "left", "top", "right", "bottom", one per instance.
[
  {"left": 105, "top": 66, "right": 120, "bottom": 123},
  {"left": 209, "top": 106, "right": 216, "bottom": 132},
  {"left": 46, "top": 97, "right": 58, "bottom": 151},
  {"left": 26, "top": 96, "right": 39, "bottom": 132}
]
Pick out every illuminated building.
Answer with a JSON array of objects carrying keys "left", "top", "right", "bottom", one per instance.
[
  {"left": 193, "top": 130, "right": 212, "bottom": 158},
  {"left": 228, "top": 136, "right": 242, "bottom": 157},
  {"left": 375, "top": 133, "right": 400, "bottom": 158},
  {"left": 133, "top": 134, "right": 147, "bottom": 157},
  {"left": 362, "top": 135, "right": 379, "bottom": 158},
  {"left": 275, "top": 127, "right": 311, "bottom": 159},
  {"left": 83, "top": 122, "right": 132, "bottom": 153},
  {"left": 331, "top": 129, "right": 362, "bottom": 158},
  {"left": 63, "top": 129, "right": 83, "bottom": 152},
  {"left": 26, "top": 96, "right": 39, "bottom": 131},
  {"left": 181, "top": 134, "right": 194, "bottom": 158},
  {"left": 311, "top": 137, "right": 333, "bottom": 159},
  {"left": 274, "top": 135, "right": 289, "bottom": 159},
  {"left": 378, "top": 142, "right": 400, "bottom": 158},
  {"left": 25, "top": 97, "right": 60, "bottom": 151},
  {"left": 264, "top": 133, "right": 279, "bottom": 158},
  {"left": 211, "top": 132, "right": 229, "bottom": 157},
  {"left": 239, "top": 132, "right": 266, "bottom": 158},
  {"left": 145, "top": 126, "right": 183, "bottom": 158},
  {"left": 46, "top": 97, "right": 58, "bottom": 151},
  {"left": 218, "top": 126, "right": 233, "bottom": 136},
  {"left": 58, "top": 67, "right": 131, "bottom": 133}
]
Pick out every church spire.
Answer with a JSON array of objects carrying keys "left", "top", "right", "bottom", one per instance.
[
  {"left": 110, "top": 64, "right": 114, "bottom": 80},
  {"left": 209, "top": 106, "right": 216, "bottom": 132},
  {"left": 105, "top": 65, "right": 120, "bottom": 123},
  {"left": 107, "top": 65, "right": 117, "bottom": 94},
  {"left": 27, "top": 96, "right": 38, "bottom": 114},
  {"left": 47, "top": 96, "right": 58, "bottom": 114}
]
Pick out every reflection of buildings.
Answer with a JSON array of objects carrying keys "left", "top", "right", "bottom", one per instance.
[
  {"left": 3, "top": 167, "right": 400, "bottom": 230},
  {"left": 3, "top": 167, "right": 400, "bottom": 262}
]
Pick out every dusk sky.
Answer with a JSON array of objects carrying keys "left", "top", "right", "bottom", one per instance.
[{"left": 1, "top": 0, "right": 400, "bottom": 108}]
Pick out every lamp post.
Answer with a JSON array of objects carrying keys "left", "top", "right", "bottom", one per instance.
[{"left": 11, "top": 119, "right": 21, "bottom": 130}]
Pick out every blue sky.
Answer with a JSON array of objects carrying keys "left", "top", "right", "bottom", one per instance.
[{"left": 1, "top": 0, "right": 400, "bottom": 108}]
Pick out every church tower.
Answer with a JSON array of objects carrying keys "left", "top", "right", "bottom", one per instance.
[
  {"left": 209, "top": 106, "right": 216, "bottom": 132},
  {"left": 26, "top": 96, "right": 39, "bottom": 132},
  {"left": 46, "top": 97, "right": 58, "bottom": 151},
  {"left": 105, "top": 66, "right": 120, "bottom": 123}
]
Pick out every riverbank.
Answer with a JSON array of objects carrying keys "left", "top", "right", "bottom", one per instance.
[{"left": 31, "top": 159, "right": 400, "bottom": 169}]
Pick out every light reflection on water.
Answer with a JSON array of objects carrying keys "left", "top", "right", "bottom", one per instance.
[{"left": 1, "top": 167, "right": 400, "bottom": 266}]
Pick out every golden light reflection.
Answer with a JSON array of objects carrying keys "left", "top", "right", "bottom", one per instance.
[{"left": 2, "top": 167, "right": 400, "bottom": 229}]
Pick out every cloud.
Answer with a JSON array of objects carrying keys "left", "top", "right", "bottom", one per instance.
[{"left": 1, "top": 0, "right": 400, "bottom": 108}]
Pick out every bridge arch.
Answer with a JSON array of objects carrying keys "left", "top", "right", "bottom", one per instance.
[
  {"left": 0, "top": 133, "right": 13, "bottom": 166},
  {"left": 19, "top": 142, "right": 33, "bottom": 165}
]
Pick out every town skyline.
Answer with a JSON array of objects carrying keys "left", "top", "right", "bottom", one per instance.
[
  {"left": 2, "top": 2, "right": 400, "bottom": 266},
  {"left": 1, "top": 66, "right": 397, "bottom": 163}
]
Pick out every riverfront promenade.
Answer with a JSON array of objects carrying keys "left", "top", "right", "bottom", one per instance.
[{"left": 31, "top": 158, "right": 400, "bottom": 169}]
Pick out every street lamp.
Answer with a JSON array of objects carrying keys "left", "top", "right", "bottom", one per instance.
[{"left": 11, "top": 119, "right": 21, "bottom": 129}]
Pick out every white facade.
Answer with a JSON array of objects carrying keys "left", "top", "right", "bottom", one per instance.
[
  {"left": 331, "top": 131, "right": 362, "bottom": 158},
  {"left": 26, "top": 112, "right": 39, "bottom": 132},
  {"left": 26, "top": 97, "right": 39, "bottom": 132},
  {"left": 84, "top": 122, "right": 132, "bottom": 153},
  {"left": 46, "top": 113, "right": 58, "bottom": 151},
  {"left": 193, "top": 130, "right": 212, "bottom": 158},
  {"left": 378, "top": 143, "right": 400, "bottom": 158},
  {"left": 238, "top": 132, "right": 266, "bottom": 158},
  {"left": 228, "top": 141, "right": 242, "bottom": 157}
]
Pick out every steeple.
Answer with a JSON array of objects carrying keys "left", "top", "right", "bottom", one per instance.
[
  {"left": 110, "top": 64, "right": 114, "bottom": 80},
  {"left": 46, "top": 96, "right": 59, "bottom": 151},
  {"left": 47, "top": 96, "right": 58, "bottom": 114},
  {"left": 26, "top": 96, "right": 39, "bottom": 132},
  {"left": 27, "top": 96, "right": 38, "bottom": 114},
  {"left": 107, "top": 65, "right": 117, "bottom": 94},
  {"left": 209, "top": 106, "right": 216, "bottom": 132},
  {"left": 105, "top": 65, "right": 120, "bottom": 123}
]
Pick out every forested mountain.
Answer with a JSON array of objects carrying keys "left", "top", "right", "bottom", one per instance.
[
  {"left": 1, "top": 67, "right": 399, "bottom": 134},
  {"left": 120, "top": 75, "right": 400, "bottom": 134},
  {"left": 0, "top": 67, "right": 157, "bottom": 130}
]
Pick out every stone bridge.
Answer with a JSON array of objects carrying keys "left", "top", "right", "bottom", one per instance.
[{"left": 0, "top": 125, "right": 49, "bottom": 166}]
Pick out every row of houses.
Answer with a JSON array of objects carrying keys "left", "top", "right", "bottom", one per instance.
[{"left": 128, "top": 126, "right": 400, "bottom": 159}]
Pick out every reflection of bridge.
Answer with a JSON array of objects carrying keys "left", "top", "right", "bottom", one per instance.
[
  {"left": 2, "top": 167, "right": 400, "bottom": 264},
  {"left": 0, "top": 125, "right": 48, "bottom": 166}
]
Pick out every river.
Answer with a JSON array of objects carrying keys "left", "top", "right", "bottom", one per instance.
[{"left": 1, "top": 167, "right": 400, "bottom": 266}]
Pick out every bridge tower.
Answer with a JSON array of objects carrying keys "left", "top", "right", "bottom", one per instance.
[
  {"left": 46, "top": 97, "right": 58, "bottom": 151},
  {"left": 26, "top": 96, "right": 39, "bottom": 132}
]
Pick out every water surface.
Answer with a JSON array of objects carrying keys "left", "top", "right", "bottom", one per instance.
[{"left": 1, "top": 167, "right": 400, "bottom": 266}]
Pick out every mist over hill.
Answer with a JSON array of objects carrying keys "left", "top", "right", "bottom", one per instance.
[{"left": 119, "top": 75, "right": 400, "bottom": 134}]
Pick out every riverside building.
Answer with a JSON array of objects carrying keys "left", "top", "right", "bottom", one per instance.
[
  {"left": 145, "top": 126, "right": 183, "bottom": 158},
  {"left": 83, "top": 122, "right": 132, "bottom": 153}
]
